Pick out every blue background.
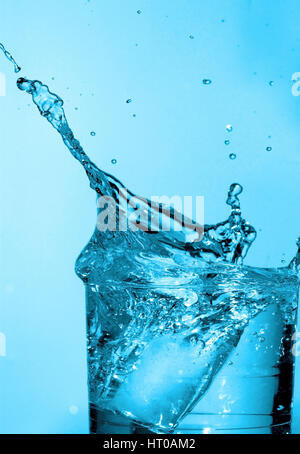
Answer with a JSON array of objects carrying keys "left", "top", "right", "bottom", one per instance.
[{"left": 0, "top": 0, "right": 300, "bottom": 433}]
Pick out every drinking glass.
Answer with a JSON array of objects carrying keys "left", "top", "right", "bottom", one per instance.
[{"left": 76, "top": 238, "right": 299, "bottom": 435}]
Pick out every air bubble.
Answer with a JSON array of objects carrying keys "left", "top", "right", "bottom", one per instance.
[
  {"left": 111, "top": 159, "right": 117, "bottom": 164},
  {"left": 226, "top": 125, "right": 233, "bottom": 132},
  {"left": 229, "top": 153, "right": 236, "bottom": 160},
  {"left": 90, "top": 131, "right": 96, "bottom": 136},
  {"left": 224, "top": 140, "right": 230, "bottom": 146},
  {"left": 183, "top": 291, "right": 198, "bottom": 307},
  {"left": 266, "top": 146, "right": 272, "bottom": 151},
  {"left": 189, "top": 35, "right": 195, "bottom": 40},
  {"left": 184, "top": 333, "right": 205, "bottom": 348},
  {"left": 203, "top": 79, "right": 212, "bottom": 85},
  {"left": 126, "top": 99, "right": 132, "bottom": 104}
]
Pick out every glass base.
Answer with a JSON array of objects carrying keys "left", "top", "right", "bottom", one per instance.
[
  {"left": 175, "top": 413, "right": 291, "bottom": 434},
  {"left": 90, "top": 406, "right": 156, "bottom": 434},
  {"left": 89, "top": 405, "right": 291, "bottom": 434}
]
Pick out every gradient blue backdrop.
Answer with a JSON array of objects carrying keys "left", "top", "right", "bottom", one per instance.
[{"left": 0, "top": 0, "right": 300, "bottom": 433}]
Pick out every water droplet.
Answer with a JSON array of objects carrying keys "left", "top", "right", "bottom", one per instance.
[
  {"left": 111, "top": 159, "right": 117, "bottom": 164},
  {"left": 202, "top": 79, "right": 212, "bottom": 85},
  {"left": 69, "top": 405, "right": 79, "bottom": 415},
  {"left": 226, "top": 124, "right": 233, "bottom": 133},
  {"left": 137, "top": 10, "right": 142, "bottom": 14},
  {"left": 229, "top": 153, "right": 236, "bottom": 160},
  {"left": 189, "top": 35, "right": 195, "bottom": 40},
  {"left": 266, "top": 146, "right": 272, "bottom": 151},
  {"left": 229, "top": 184, "right": 242, "bottom": 199},
  {"left": 224, "top": 140, "right": 230, "bottom": 145},
  {"left": 90, "top": 131, "right": 96, "bottom": 136},
  {"left": 126, "top": 99, "right": 132, "bottom": 104}
]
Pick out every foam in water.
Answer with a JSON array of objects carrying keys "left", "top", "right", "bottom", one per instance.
[{"left": 14, "top": 75, "right": 300, "bottom": 433}]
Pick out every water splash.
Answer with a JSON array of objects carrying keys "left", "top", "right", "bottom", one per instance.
[
  {"left": 16, "top": 76, "right": 300, "bottom": 274},
  {"left": 0, "top": 43, "right": 21, "bottom": 73},
  {"left": 17, "top": 77, "right": 112, "bottom": 197},
  {"left": 16, "top": 76, "right": 260, "bottom": 266}
]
